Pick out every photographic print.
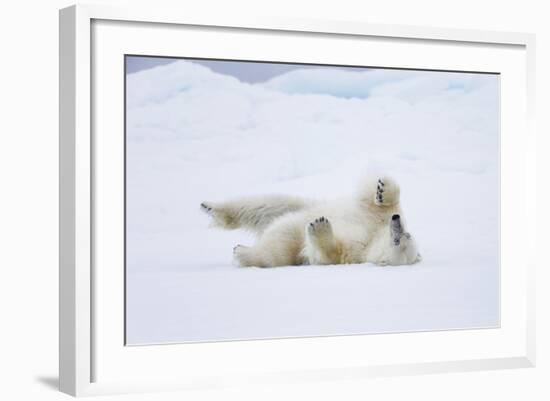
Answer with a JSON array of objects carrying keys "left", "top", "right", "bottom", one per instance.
[{"left": 125, "top": 56, "right": 499, "bottom": 344}]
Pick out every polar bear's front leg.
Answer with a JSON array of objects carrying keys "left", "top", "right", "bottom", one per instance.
[{"left": 304, "top": 217, "right": 339, "bottom": 265}]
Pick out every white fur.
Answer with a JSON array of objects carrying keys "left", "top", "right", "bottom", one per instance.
[{"left": 201, "top": 176, "right": 421, "bottom": 267}]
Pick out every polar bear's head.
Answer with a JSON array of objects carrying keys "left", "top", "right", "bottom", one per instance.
[{"left": 383, "top": 214, "right": 421, "bottom": 265}]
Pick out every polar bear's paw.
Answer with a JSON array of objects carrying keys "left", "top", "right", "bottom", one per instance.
[
  {"left": 233, "top": 244, "right": 254, "bottom": 267},
  {"left": 200, "top": 202, "right": 214, "bottom": 215},
  {"left": 308, "top": 216, "right": 332, "bottom": 234},
  {"left": 305, "top": 217, "right": 339, "bottom": 264},
  {"left": 201, "top": 201, "right": 230, "bottom": 228},
  {"left": 373, "top": 177, "right": 400, "bottom": 206},
  {"left": 307, "top": 217, "right": 334, "bottom": 241}
]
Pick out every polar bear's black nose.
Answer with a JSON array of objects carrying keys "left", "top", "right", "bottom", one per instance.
[{"left": 392, "top": 214, "right": 400, "bottom": 221}]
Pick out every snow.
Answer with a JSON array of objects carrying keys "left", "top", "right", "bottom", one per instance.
[{"left": 125, "top": 60, "right": 500, "bottom": 344}]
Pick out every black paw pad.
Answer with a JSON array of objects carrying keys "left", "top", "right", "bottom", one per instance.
[{"left": 376, "top": 181, "right": 385, "bottom": 203}]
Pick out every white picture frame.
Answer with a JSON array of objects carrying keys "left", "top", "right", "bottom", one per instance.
[{"left": 59, "top": 4, "right": 536, "bottom": 397}]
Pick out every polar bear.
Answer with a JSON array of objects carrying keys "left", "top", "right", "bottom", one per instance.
[{"left": 200, "top": 176, "right": 421, "bottom": 267}]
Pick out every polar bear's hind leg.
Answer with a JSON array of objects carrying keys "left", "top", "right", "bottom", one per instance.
[
  {"left": 233, "top": 241, "right": 301, "bottom": 268},
  {"left": 200, "top": 195, "right": 308, "bottom": 234}
]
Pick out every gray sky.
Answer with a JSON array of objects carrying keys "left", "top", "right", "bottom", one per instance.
[{"left": 125, "top": 56, "right": 371, "bottom": 83}]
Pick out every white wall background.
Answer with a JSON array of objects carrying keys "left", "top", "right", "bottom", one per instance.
[{"left": 0, "top": 0, "right": 547, "bottom": 400}]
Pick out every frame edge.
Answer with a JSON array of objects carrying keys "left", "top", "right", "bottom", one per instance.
[
  {"left": 524, "top": 33, "right": 537, "bottom": 368},
  {"left": 59, "top": 4, "right": 92, "bottom": 397},
  {"left": 62, "top": 3, "right": 537, "bottom": 395},
  {"left": 59, "top": 5, "right": 77, "bottom": 396}
]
